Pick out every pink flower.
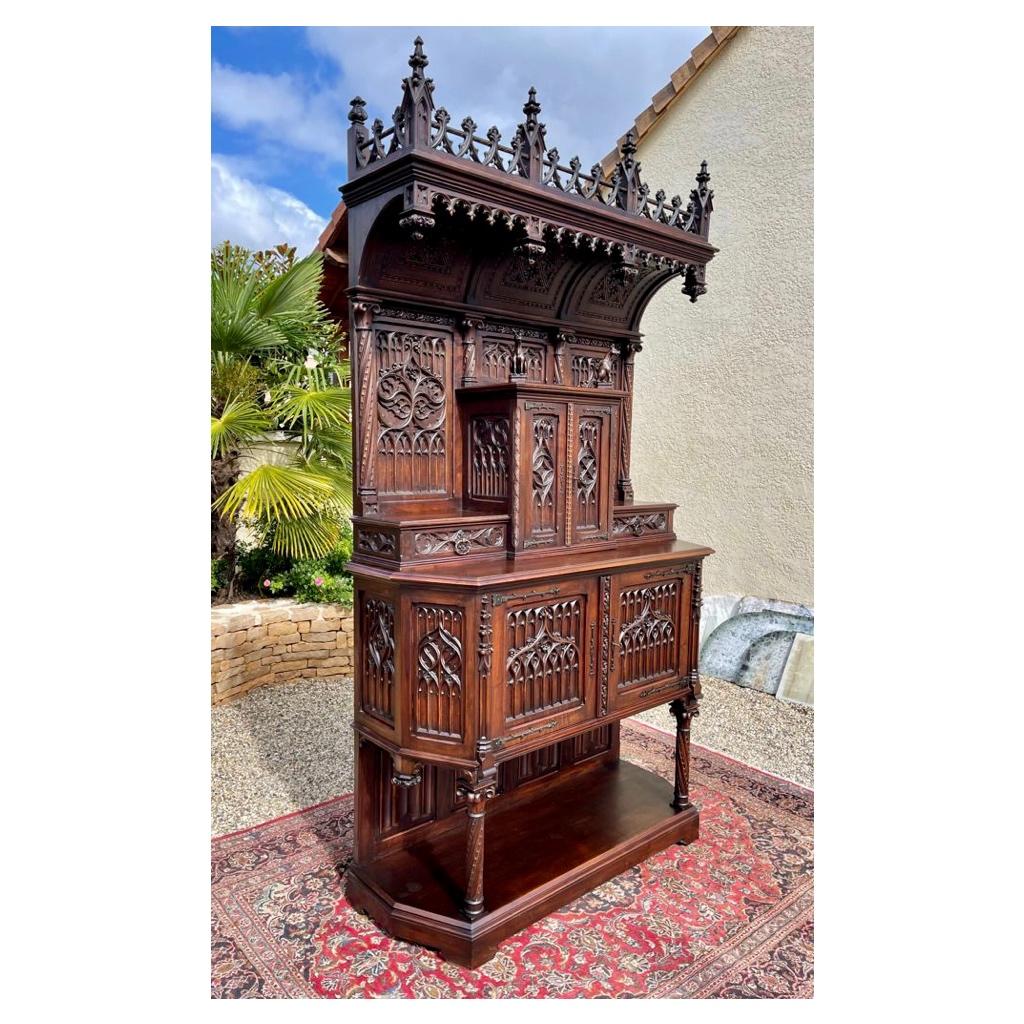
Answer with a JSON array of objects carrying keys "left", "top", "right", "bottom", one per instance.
[
  {"left": 263, "top": 578, "right": 271, "bottom": 587},
  {"left": 314, "top": 576, "right": 325, "bottom": 587}
]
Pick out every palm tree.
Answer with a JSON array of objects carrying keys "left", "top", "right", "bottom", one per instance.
[{"left": 211, "top": 243, "right": 352, "bottom": 596}]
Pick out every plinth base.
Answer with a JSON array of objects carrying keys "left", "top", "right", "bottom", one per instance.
[{"left": 345, "top": 759, "right": 699, "bottom": 968}]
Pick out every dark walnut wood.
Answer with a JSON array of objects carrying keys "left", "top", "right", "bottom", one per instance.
[{"left": 329, "top": 36, "right": 718, "bottom": 968}]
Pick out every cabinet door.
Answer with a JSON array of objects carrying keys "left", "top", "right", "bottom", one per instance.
[
  {"left": 518, "top": 400, "right": 568, "bottom": 551},
  {"left": 609, "top": 566, "right": 693, "bottom": 712},
  {"left": 488, "top": 579, "right": 598, "bottom": 742},
  {"left": 569, "top": 401, "right": 617, "bottom": 544}
]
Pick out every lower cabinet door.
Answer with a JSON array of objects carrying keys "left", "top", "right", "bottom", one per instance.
[
  {"left": 489, "top": 578, "right": 598, "bottom": 742},
  {"left": 610, "top": 565, "right": 693, "bottom": 712}
]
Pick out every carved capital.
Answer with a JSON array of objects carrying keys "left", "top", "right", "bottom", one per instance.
[{"left": 391, "top": 755, "right": 423, "bottom": 788}]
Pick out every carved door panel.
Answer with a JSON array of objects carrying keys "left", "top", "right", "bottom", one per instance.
[
  {"left": 401, "top": 588, "right": 473, "bottom": 757},
  {"left": 569, "top": 401, "right": 617, "bottom": 544},
  {"left": 517, "top": 400, "right": 568, "bottom": 551},
  {"left": 373, "top": 321, "right": 455, "bottom": 500},
  {"left": 608, "top": 566, "right": 693, "bottom": 712},
  {"left": 488, "top": 579, "right": 598, "bottom": 743},
  {"left": 354, "top": 584, "right": 401, "bottom": 743}
]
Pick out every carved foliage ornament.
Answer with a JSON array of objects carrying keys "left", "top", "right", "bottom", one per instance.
[{"left": 414, "top": 526, "right": 504, "bottom": 557}]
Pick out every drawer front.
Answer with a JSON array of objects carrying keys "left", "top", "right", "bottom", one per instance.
[
  {"left": 610, "top": 565, "right": 695, "bottom": 711},
  {"left": 489, "top": 580, "right": 598, "bottom": 740}
]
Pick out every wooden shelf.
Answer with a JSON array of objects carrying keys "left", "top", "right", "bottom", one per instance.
[{"left": 346, "top": 759, "right": 699, "bottom": 967}]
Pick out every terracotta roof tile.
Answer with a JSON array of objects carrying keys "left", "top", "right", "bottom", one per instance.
[{"left": 600, "top": 26, "right": 741, "bottom": 177}]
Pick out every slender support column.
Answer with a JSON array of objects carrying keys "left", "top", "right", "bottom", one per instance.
[
  {"left": 617, "top": 339, "right": 642, "bottom": 503},
  {"left": 669, "top": 693, "right": 699, "bottom": 810},
  {"left": 457, "top": 778, "right": 497, "bottom": 920},
  {"left": 351, "top": 300, "right": 380, "bottom": 515}
]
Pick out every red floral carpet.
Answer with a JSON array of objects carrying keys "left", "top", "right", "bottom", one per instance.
[{"left": 212, "top": 720, "right": 813, "bottom": 998}]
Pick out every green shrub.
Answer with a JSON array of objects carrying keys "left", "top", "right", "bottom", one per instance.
[
  {"left": 268, "top": 559, "right": 353, "bottom": 604},
  {"left": 235, "top": 541, "right": 293, "bottom": 596},
  {"left": 211, "top": 557, "right": 226, "bottom": 593}
]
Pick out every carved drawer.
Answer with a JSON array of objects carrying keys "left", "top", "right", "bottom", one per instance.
[{"left": 608, "top": 564, "right": 695, "bottom": 712}]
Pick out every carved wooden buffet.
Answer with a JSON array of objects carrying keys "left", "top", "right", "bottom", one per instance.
[{"left": 330, "top": 38, "right": 718, "bottom": 967}]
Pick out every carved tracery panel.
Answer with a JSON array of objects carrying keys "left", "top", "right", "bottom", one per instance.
[
  {"left": 375, "top": 329, "right": 449, "bottom": 496},
  {"left": 617, "top": 582, "right": 680, "bottom": 689},
  {"left": 361, "top": 596, "right": 395, "bottom": 722},
  {"left": 530, "top": 415, "right": 557, "bottom": 539},
  {"left": 575, "top": 418, "right": 601, "bottom": 529},
  {"left": 414, "top": 605, "right": 464, "bottom": 739},
  {"left": 505, "top": 599, "right": 583, "bottom": 720},
  {"left": 469, "top": 415, "right": 510, "bottom": 499}
]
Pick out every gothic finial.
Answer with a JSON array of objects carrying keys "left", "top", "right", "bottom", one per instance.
[
  {"left": 348, "top": 96, "right": 368, "bottom": 124},
  {"left": 409, "top": 35, "right": 428, "bottom": 79},
  {"left": 620, "top": 129, "right": 637, "bottom": 159},
  {"left": 523, "top": 86, "right": 541, "bottom": 123},
  {"left": 696, "top": 159, "right": 710, "bottom": 189}
]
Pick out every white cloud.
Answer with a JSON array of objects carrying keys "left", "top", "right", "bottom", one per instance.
[
  {"left": 211, "top": 61, "right": 345, "bottom": 162},
  {"left": 211, "top": 157, "right": 327, "bottom": 255}
]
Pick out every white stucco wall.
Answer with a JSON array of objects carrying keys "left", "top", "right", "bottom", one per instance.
[{"left": 631, "top": 26, "right": 813, "bottom": 605}]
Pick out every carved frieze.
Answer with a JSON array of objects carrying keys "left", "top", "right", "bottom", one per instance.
[
  {"left": 413, "top": 525, "right": 504, "bottom": 557},
  {"left": 613, "top": 511, "right": 667, "bottom": 537},
  {"left": 357, "top": 528, "right": 398, "bottom": 556}
]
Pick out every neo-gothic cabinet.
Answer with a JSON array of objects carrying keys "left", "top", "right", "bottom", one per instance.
[{"left": 326, "top": 37, "right": 719, "bottom": 967}]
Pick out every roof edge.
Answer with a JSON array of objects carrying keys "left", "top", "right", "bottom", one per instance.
[{"left": 599, "top": 26, "right": 742, "bottom": 178}]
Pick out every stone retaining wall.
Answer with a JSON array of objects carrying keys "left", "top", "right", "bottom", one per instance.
[{"left": 211, "top": 599, "right": 354, "bottom": 704}]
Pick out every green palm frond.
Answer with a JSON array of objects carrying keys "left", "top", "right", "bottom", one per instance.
[
  {"left": 255, "top": 254, "right": 324, "bottom": 320},
  {"left": 305, "top": 425, "right": 354, "bottom": 467},
  {"left": 211, "top": 397, "right": 271, "bottom": 458},
  {"left": 213, "top": 464, "right": 335, "bottom": 522},
  {"left": 275, "top": 385, "right": 351, "bottom": 433},
  {"left": 269, "top": 514, "right": 343, "bottom": 559}
]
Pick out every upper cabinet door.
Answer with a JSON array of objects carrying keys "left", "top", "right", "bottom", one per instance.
[
  {"left": 517, "top": 400, "right": 568, "bottom": 552},
  {"left": 569, "top": 400, "right": 617, "bottom": 545}
]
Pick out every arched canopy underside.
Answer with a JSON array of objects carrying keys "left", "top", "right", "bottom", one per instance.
[{"left": 356, "top": 196, "right": 691, "bottom": 336}]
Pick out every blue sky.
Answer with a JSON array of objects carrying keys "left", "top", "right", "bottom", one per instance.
[{"left": 212, "top": 26, "right": 709, "bottom": 254}]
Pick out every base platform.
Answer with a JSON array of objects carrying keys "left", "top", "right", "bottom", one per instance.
[{"left": 345, "top": 759, "right": 699, "bottom": 967}]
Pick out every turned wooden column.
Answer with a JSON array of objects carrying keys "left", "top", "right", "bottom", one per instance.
[
  {"left": 669, "top": 693, "right": 699, "bottom": 810},
  {"left": 457, "top": 779, "right": 497, "bottom": 920}
]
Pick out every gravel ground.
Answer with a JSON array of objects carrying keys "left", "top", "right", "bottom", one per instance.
[
  {"left": 211, "top": 676, "right": 355, "bottom": 836},
  {"left": 631, "top": 675, "right": 814, "bottom": 788},
  {"left": 212, "top": 674, "right": 813, "bottom": 835}
]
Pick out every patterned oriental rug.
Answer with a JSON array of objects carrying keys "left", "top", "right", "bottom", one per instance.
[{"left": 212, "top": 720, "right": 814, "bottom": 998}]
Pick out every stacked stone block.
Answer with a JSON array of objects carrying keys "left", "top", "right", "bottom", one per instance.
[{"left": 211, "top": 600, "right": 354, "bottom": 704}]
